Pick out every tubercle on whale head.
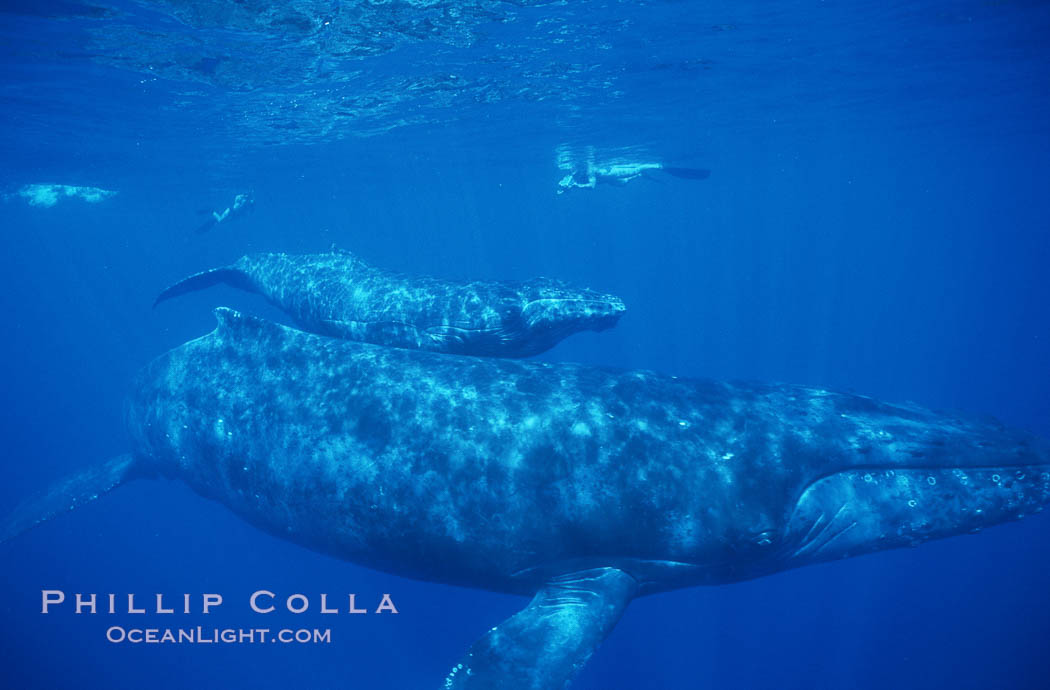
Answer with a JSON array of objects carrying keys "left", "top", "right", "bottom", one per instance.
[
  {"left": 515, "top": 277, "right": 626, "bottom": 335},
  {"left": 521, "top": 296, "right": 627, "bottom": 333}
]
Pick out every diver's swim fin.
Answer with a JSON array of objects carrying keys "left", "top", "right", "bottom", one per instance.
[
  {"left": 661, "top": 166, "right": 711, "bottom": 180},
  {"left": 444, "top": 567, "right": 637, "bottom": 689},
  {"left": 153, "top": 267, "right": 254, "bottom": 308},
  {"left": 0, "top": 454, "right": 142, "bottom": 544}
]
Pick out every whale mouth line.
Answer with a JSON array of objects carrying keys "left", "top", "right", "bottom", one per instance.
[
  {"left": 524, "top": 297, "right": 625, "bottom": 310},
  {"left": 789, "top": 460, "right": 1050, "bottom": 516},
  {"left": 795, "top": 460, "right": 1050, "bottom": 497},
  {"left": 782, "top": 461, "right": 1050, "bottom": 561}
]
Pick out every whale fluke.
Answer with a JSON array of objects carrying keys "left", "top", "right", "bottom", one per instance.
[
  {"left": 446, "top": 568, "right": 637, "bottom": 689},
  {"left": 153, "top": 267, "right": 254, "bottom": 308},
  {"left": 0, "top": 454, "right": 140, "bottom": 544}
]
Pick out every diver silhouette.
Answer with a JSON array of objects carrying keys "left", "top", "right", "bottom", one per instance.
[
  {"left": 557, "top": 160, "right": 709, "bottom": 193},
  {"left": 195, "top": 192, "right": 254, "bottom": 234}
]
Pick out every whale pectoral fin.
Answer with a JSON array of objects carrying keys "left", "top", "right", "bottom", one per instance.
[
  {"left": 319, "top": 319, "right": 427, "bottom": 347},
  {"left": 445, "top": 567, "right": 637, "bottom": 690},
  {"left": 423, "top": 326, "right": 467, "bottom": 351},
  {"left": 0, "top": 454, "right": 143, "bottom": 544},
  {"left": 319, "top": 320, "right": 467, "bottom": 352},
  {"left": 319, "top": 318, "right": 356, "bottom": 337}
]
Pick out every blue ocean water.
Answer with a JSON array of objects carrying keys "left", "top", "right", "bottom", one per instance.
[{"left": 0, "top": 1, "right": 1048, "bottom": 688}]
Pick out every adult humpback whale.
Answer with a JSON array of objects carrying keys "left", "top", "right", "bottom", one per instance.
[
  {"left": 3, "top": 309, "right": 1049, "bottom": 689},
  {"left": 154, "top": 249, "right": 626, "bottom": 357}
]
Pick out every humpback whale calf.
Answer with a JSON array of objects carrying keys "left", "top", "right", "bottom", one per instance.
[
  {"left": 3, "top": 309, "right": 1049, "bottom": 688},
  {"left": 154, "top": 249, "right": 626, "bottom": 357}
]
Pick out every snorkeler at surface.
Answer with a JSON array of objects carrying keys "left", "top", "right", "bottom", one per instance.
[
  {"left": 195, "top": 191, "right": 254, "bottom": 233},
  {"left": 555, "top": 146, "right": 710, "bottom": 193}
]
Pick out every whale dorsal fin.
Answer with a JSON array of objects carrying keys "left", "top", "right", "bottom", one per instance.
[{"left": 445, "top": 567, "right": 636, "bottom": 689}]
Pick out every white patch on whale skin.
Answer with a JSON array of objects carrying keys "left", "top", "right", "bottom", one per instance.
[{"left": 571, "top": 422, "right": 591, "bottom": 437}]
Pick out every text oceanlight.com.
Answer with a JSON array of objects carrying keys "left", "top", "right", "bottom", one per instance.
[{"left": 106, "top": 627, "right": 331, "bottom": 644}]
